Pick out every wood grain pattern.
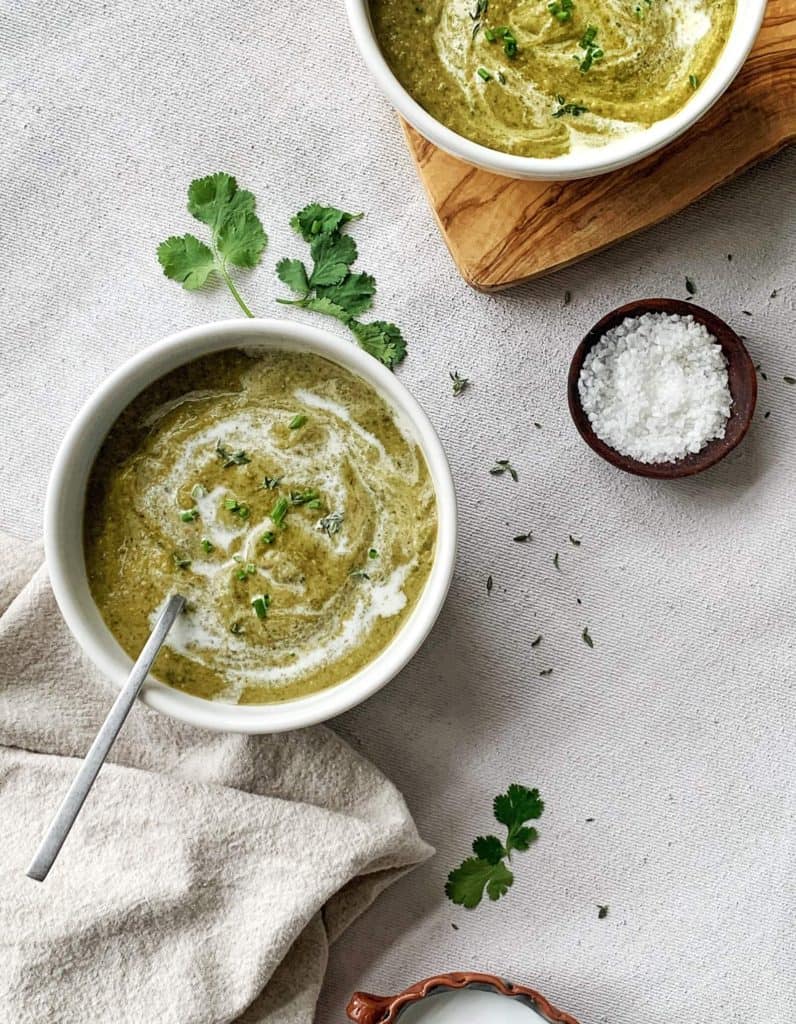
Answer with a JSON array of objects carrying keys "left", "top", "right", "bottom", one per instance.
[{"left": 403, "top": 1, "right": 796, "bottom": 291}]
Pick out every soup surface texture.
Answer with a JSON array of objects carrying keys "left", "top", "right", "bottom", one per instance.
[
  {"left": 371, "top": 0, "right": 736, "bottom": 157},
  {"left": 85, "top": 349, "right": 437, "bottom": 704}
]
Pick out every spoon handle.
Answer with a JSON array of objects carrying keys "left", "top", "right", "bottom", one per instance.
[{"left": 26, "top": 594, "right": 186, "bottom": 882}]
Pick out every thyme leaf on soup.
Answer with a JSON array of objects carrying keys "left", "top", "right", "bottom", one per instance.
[
  {"left": 553, "top": 95, "right": 588, "bottom": 118},
  {"left": 470, "top": 0, "right": 489, "bottom": 38},
  {"left": 491, "top": 459, "right": 518, "bottom": 481},
  {"left": 172, "top": 552, "right": 192, "bottom": 570},
  {"left": 262, "top": 476, "right": 282, "bottom": 490},
  {"left": 216, "top": 440, "right": 251, "bottom": 467},
  {"left": 200, "top": 537, "right": 215, "bottom": 553},
  {"left": 349, "top": 568, "right": 371, "bottom": 580},
  {"left": 317, "top": 511, "right": 344, "bottom": 536}
]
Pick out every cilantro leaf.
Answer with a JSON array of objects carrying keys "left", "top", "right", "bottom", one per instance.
[
  {"left": 157, "top": 234, "right": 216, "bottom": 290},
  {"left": 350, "top": 320, "right": 407, "bottom": 368},
  {"left": 308, "top": 232, "right": 358, "bottom": 287},
  {"left": 445, "top": 783, "right": 544, "bottom": 910},
  {"left": 509, "top": 825, "right": 539, "bottom": 852},
  {"left": 276, "top": 258, "right": 310, "bottom": 296},
  {"left": 187, "top": 173, "right": 255, "bottom": 229},
  {"left": 276, "top": 206, "right": 407, "bottom": 369},
  {"left": 494, "top": 784, "right": 544, "bottom": 829},
  {"left": 158, "top": 172, "right": 268, "bottom": 317},
  {"left": 290, "top": 204, "right": 362, "bottom": 241},
  {"left": 216, "top": 207, "right": 268, "bottom": 268},
  {"left": 445, "top": 857, "right": 514, "bottom": 908},
  {"left": 317, "top": 272, "right": 376, "bottom": 317},
  {"left": 472, "top": 834, "right": 505, "bottom": 864}
]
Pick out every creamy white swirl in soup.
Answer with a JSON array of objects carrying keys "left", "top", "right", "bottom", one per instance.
[
  {"left": 84, "top": 349, "right": 437, "bottom": 704},
  {"left": 371, "top": 0, "right": 737, "bottom": 157}
]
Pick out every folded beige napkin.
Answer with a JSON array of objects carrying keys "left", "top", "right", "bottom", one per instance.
[{"left": 0, "top": 534, "right": 432, "bottom": 1023}]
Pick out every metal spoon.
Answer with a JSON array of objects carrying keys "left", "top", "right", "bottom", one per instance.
[{"left": 26, "top": 594, "right": 186, "bottom": 882}]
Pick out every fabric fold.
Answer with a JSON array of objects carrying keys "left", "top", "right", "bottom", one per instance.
[{"left": 0, "top": 536, "right": 432, "bottom": 1024}]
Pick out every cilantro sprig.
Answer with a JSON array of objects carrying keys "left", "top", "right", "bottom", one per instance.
[
  {"left": 445, "top": 784, "right": 544, "bottom": 908},
  {"left": 277, "top": 205, "right": 407, "bottom": 369},
  {"left": 157, "top": 173, "right": 268, "bottom": 318}
]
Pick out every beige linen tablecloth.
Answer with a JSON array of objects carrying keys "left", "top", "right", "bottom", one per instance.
[
  {"left": 3, "top": 2, "right": 795, "bottom": 1023},
  {"left": 0, "top": 536, "right": 431, "bottom": 1023}
]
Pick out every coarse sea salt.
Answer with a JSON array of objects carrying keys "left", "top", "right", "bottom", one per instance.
[{"left": 578, "top": 312, "right": 732, "bottom": 464}]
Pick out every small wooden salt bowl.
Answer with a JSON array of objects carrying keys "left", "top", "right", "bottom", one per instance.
[{"left": 567, "top": 298, "right": 757, "bottom": 479}]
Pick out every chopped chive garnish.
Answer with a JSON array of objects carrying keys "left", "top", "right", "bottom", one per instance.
[
  {"left": 290, "top": 489, "right": 320, "bottom": 506},
  {"left": 477, "top": 66, "right": 492, "bottom": 82},
  {"left": 349, "top": 569, "right": 371, "bottom": 580},
  {"left": 547, "top": 0, "right": 573, "bottom": 22},
  {"left": 180, "top": 508, "right": 199, "bottom": 522},
  {"left": 230, "top": 621, "right": 243, "bottom": 635},
  {"left": 689, "top": 74, "right": 699, "bottom": 90},
  {"left": 261, "top": 530, "right": 276, "bottom": 545},
  {"left": 224, "top": 496, "right": 249, "bottom": 519},
  {"left": 289, "top": 414, "right": 308, "bottom": 430},
  {"left": 270, "top": 496, "right": 289, "bottom": 528},
  {"left": 235, "top": 562, "right": 256, "bottom": 581},
  {"left": 200, "top": 537, "right": 215, "bottom": 553},
  {"left": 251, "top": 594, "right": 271, "bottom": 619},
  {"left": 369, "top": 548, "right": 379, "bottom": 559},
  {"left": 191, "top": 484, "right": 205, "bottom": 501}
]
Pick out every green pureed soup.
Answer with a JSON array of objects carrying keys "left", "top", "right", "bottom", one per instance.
[
  {"left": 371, "top": 0, "right": 736, "bottom": 157},
  {"left": 84, "top": 349, "right": 437, "bottom": 704}
]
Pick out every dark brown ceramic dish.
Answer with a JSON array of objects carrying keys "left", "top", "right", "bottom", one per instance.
[
  {"left": 567, "top": 299, "right": 757, "bottom": 479},
  {"left": 347, "top": 971, "right": 580, "bottom": 1023}
]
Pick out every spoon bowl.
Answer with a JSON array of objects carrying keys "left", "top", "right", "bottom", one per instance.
[{"left": 567, "top": 298, "right": 757, "bottom": 479}]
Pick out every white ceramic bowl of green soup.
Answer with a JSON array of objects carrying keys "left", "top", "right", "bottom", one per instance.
[
  {"left": 45, "top": 319, "right": 457, "bottom": 733},
  {"left": 347, "top": 0, "right": 766, "bottom": 179}
]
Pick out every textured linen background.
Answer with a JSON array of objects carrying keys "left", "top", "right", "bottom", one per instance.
[{"left": 2, "top": 2, "right": 794, "bottom": 1023}]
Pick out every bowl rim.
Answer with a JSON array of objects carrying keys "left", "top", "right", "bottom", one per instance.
[
  {"left": 567, "top": 298, "right": 758, "bottom": 479},
  {"left": 346, "top": 971, "right": 581, "bottom": 1023},
  {"left": 344, "top": 0, "right": 768, "bottom": 180},
  {"left": 44, "top": 318, "right": 457, "bottom": 733}
]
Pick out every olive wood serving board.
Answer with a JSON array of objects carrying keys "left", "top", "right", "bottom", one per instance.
[{"left": 402, "top": 0, "right": 796, "bottom": 291}]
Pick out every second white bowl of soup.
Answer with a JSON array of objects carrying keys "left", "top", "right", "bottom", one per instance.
[
  {"left": 45, "top": 319, "right": 457, "bottom": 733},
  {"left": 346, "top": 0, "right": 767, "bottom": 179}
]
